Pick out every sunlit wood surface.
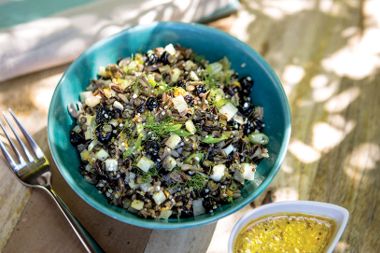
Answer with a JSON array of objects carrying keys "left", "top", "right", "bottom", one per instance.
[{"left": 1, "top": 0, "right": 379, "bottom": 252}]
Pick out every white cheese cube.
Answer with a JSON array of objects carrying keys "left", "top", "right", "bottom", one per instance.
[
  {"left": 165, "top": 134, "right": 181, "bottom": 149},
  {"left": 192, "top": 199, "right": 206, "bottom": 216},
  {"left": 241, "top": 163, "right": 256, "bottom": 181},
  {"left": 210, "top": 164, "right": 226, "bottom": 182},
  {"left": 80, "top": 91, "right": 92, "bottom": 103},
  {"left": 163, "top": 156, "right": 177, "bottom": 171},
  {"left": 140, "top": 183, "right": 153, "bottom": 193},
  {"left": 128, "top": 181, "right": 138, "bottom": 190},
  {"left": 105, "top": 159, "right": 118, "bottom": 171},
  {"left": 164, "top": 43, "right": 176, "bottom": 55},
  {"left": 80, "top": 91, "right": 101, "bottom": 107},
  {"left": 219, "top": 102, "right": 238, "bottom": 121},
  {"left": 86, "top": 95, "right": 101, "bottom": 107},
  {"left": 172, "top": 95, "right": 188, "bottom": 113},
  {"left": 171, "top": 68, "right": 182, "bottom": 83},
  {"left": 136, "top": 156, "right": 154, "bottom": 172},
  {"left": 223, "top": 144, "right": 235, "bottom": 156},
  {"left": 153, "top": 191, "right": 166, "bottom": 205},
  {"left": 113, "top": 101, "right": 124, "bottom": 110},
  {"left": 189, "top": 71, "right": 199, "bottom": 81}
]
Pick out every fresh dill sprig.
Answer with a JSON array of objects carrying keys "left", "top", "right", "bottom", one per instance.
[
  {"left": 145, "top": 115, "right": 188, "bottom": 137},
  {"left": 186, "top": 173, "right": 208, "bottom": 191}
]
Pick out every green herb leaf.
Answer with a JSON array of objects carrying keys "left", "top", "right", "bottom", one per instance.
[
  {"left": 145, "top": 116, "right": 185, "bottom": 137},
  {"left": 186, "top": 173, "right": 208, "bottom": 191},
  {"left": 208, "top": 88, "right": 227, "bottom": 108},
  {"left": 201, "top": 132, "right": 231, "bottom": 144},
  {"left": 152, "top": 81, "right": 172, "bottom": 95},
  {"left": 139, "top": 174, "right": 152, "bottom": 184},
  {"left": 123, "top": 133, "right": 143, "bottom": 158},
  {"left": 184, "top": 153, "right": 205, "bottom": 164}
]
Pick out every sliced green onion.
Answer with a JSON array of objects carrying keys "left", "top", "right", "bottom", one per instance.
[
  {"left": 248, "top": 132, "right": 269, "bottom": 145},
  {"left": 173, "top": 129, "right": 192, "bottom": 137},
  {"left": 184, "top": 153, "right": 204, "bottom": 164},
  {"left": 201, "top": 132, "right": 230, "bottom": 144}
]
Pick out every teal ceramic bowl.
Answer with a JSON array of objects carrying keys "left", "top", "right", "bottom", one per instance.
[{"left": 48, "top": 22, "right": 291, "bottom": 229}]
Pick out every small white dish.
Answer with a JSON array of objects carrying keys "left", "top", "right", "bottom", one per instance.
[{"left": 228, "top": 201, "right": 349, "bottom": 253}]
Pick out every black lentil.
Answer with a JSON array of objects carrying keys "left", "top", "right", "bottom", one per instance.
[
  {"left": 159, "top": 51, "right": 170, "bottom": 65},
  {"left": 146, "top": 97, "right": 159, "bottom": 111},
  {"left": 145, "top": 53, "right": 158, "bottom": 65}
]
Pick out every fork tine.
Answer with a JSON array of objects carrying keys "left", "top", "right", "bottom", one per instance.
[
  {"left": 3, "top": 112, "right": 35, "bottom": 162},
  {"left": 0, "top": 120, "right": 25, "bottom": 164},
  {"left": 0, "top": 136, "right": 17, "bottom": 169},
  {"left": 8, "top": 109, "right": 45, "bottom": 159}
]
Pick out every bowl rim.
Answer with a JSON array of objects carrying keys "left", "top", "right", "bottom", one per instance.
[
  {"left": 47, "top": 21, "right": 292, "bottom": 229},
  {"left": 227, "top": 200, "right": 349, "bottom": 253}
]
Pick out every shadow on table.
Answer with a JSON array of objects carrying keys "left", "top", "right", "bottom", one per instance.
[
  {"left": 237, "top": 0, "right": 380, "bottom": 252},
  {"left": 2, "top": 126, "right": 217, "bottom": 253},
  {"left": 2, "top": 127, "right": 151, "bottom": 253}
]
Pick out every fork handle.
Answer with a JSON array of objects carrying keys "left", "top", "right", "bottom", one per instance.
[{"left": 41, "top": 186, "right": 105, "bottom": 253}]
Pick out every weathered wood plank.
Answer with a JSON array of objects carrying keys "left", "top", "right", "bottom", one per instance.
[
  {"left": 207, "top": 0, "right": 380, "bottom": 252},
  {"left": 145, "top": 224, "right": 216, "bottom": 253},
  {"left": 0, "top": 65, "right": 67, "bottom": 251},
  {"left": 2, "top": 128, "right": 153, "bottom": 253}
]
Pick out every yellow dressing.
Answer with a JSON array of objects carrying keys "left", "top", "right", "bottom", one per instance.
[{"left": 234, "top": 213, "right": 336, "bottom": 253}]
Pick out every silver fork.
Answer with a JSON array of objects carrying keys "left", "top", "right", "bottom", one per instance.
[{"left": 0, "top": 109, "right": 104, "bottom": 253}]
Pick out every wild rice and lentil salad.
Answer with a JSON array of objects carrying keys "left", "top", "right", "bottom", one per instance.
[{"left": 69, "top": 44, "right": 269, "bottom": 219}]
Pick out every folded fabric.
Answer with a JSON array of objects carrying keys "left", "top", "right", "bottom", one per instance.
[{"left": 0, "top": 0, "right": 239, "bottom": 82}]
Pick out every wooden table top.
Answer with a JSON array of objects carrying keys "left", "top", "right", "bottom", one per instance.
[{"left": 1, "top": 1, "right": 380, "bottom": 252}]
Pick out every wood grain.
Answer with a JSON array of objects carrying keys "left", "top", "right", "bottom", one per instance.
[
  {"left": 145, "top": 224, "right": 216, "bottom": 253},
  {"left": 2, "top": 126, "right": 154, "bottom": 253},
  {"left": 218, "top": 0, "right": 380, "bottom": 252},
  {"left": 0, "top": 65, "right": 67, "bottom": 251}
]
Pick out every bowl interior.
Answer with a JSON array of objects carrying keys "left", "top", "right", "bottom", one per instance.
[{"left": 48, "top": 22, "right": 291, "bottom": 229}]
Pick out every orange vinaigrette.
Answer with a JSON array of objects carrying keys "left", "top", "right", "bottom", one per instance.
[{"left": 234, "top": 213, "right": 336, "bottom": 253}]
